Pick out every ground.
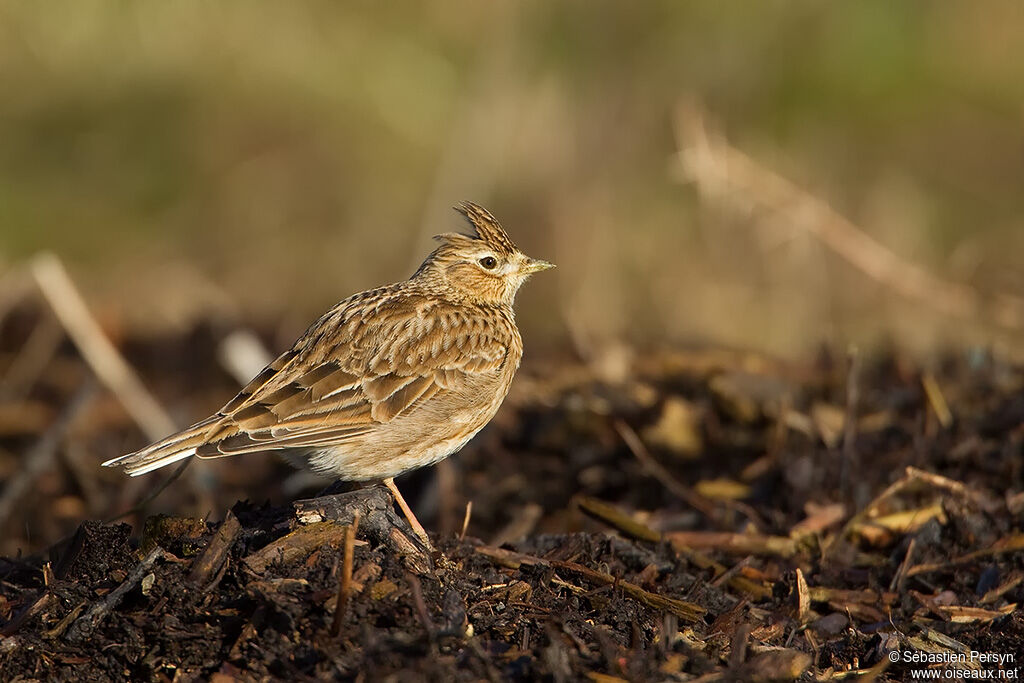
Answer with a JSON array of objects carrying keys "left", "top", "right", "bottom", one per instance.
[{"left": 1, "top": 308, "right": 1023, "bottom": 681}]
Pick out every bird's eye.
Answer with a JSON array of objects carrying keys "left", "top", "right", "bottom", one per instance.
[{"left": 479, "top": 256, "right": 498, "bottom": 269}]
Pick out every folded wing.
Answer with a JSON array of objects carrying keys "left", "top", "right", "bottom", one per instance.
[{"left": 103, "top": 292, "right": 510, "bottom": 475}]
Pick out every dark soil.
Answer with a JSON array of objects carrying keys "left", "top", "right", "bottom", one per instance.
[{"left": 2, "top": 306, "right": 1023, "bottom": 681}]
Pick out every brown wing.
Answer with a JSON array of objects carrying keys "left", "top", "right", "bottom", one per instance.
[{"left": 193, "top": 291, "right": 511, "bottom": 458}]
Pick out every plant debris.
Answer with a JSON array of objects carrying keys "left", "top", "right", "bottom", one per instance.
[{"left": 1, "top": 296, "right": 1023, "bottom": 680}]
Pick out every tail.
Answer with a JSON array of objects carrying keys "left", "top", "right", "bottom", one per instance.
[{"left": 102, "top": 416, "right": 219, "bottom": 476}]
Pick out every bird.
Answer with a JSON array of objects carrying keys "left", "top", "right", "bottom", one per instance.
[{"left": 103, "top": 201, "right": 553, "bottom": 549}]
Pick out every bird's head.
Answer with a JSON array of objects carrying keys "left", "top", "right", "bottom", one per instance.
[{"left": 414, "top": 201, "right": 554, "bottom": 306}]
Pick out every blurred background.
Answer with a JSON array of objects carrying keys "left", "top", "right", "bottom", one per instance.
[
  {"left": 3, "top": 0, "right": 1024, "bottom": 358},
  {"left": 3, "top": 1, "right": 1024, "bottom": 554}
]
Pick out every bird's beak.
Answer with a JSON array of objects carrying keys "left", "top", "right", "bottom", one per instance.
[{"left": 521, "top": 258, "right": 555, "bottom": 274}]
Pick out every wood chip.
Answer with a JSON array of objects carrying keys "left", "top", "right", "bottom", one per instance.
[
  {"left": 937, "top": 603, "right": 1016, "bottom": 623},
  {"left": 667, "top": 531, "right": 797, "bottom": 558},
  {"left": 244, "top": 522, "right": 353, "bottom": 574},
  {"left": 188, "top": 511, "right": 242, "bottom": 588},
  {"left": 795, "top": 568, "right": 809, "bottom": 623}
]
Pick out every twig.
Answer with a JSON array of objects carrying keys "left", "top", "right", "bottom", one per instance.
[
  {"left": 906, "top": 533, "right": 1024, "bottom": 577},
  {"left": 615, "top": 418, "right": 768, "bottom": 532},
  {"left": 0, "top": 381, "right": 97, "bottom": 528},
  {"left": 459, "top": 501, "right": 473, "bottom": 542},
  {"left": 613, "top": 420, "right": 716, "bottom": 519},
  {"left": 836, "top": 466, "right": 985, "bottom": 552},
  {"left": 30, "top": 252, "right": 176, "bottom": 440},
  {"left": 474, "top": 546, "right": 706, "bottom": 622},
  {"left": 330, "top": 511, "right": 361, "bottom": 637},
  {"left": 551, "top": 559, "right": 706, "bottom": 622},
  {"left": 293, "top": 486, "right": 434, "bottom": 573},
  {"left": 672, "top": 101, "right": 1024, "bottom": 333},
  {"left": 41, "top": 600, "right": 88, "bottom": 639},
  {"left": 0, "top": 592, "right": 55, "bottom": 637},
  {"left": 711, "top": 556, "right": 752, "bottom": 590},
  {"left": 575, "top": 496, "right": 662, "bottom": 543},
  {"left": 729, "top": 623, "right": 751, "bottom": 668},
  {"left": 921, "top": 373, "right": 953, "bottom": 429},
  {"left": 406, "top": 571, "right": 435, "bottom": 645},
  {"left": 890, "top": 537, "right": 916, "bottom": 593},
  {"left": 64, "top": 546, "right": 165, "bottom": 643}
]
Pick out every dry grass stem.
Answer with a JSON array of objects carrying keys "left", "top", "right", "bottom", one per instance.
[
  {"left": 614, "top": 418, "right": 766, "bottom": 530},
  {"left": 330, "top": 510, "right": 361, "bottom": 637},
  {"left": 459, "top": 501, "right": 473, "bottom": 542},
  {"left": 672, "top": 101, "right": 1024, "bottom": 333},
  {"left": 921, "top": 373, "right": 953, "bottom": 428},
  {"left": 30, "top": 253, "right": 177, "bottom": 440}
]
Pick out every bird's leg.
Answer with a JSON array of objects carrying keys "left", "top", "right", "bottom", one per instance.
[{"left": 383, "top": 477, "right": 433, "bottom": 551}]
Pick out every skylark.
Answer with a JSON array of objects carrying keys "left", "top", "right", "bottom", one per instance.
[{"left": 103, "top": 202, "right": 553, "bottom": 548}]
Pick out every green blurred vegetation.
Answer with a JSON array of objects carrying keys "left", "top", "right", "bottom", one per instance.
[{"left": 2, "top": 1, "right": 1024, "bottom": 356}]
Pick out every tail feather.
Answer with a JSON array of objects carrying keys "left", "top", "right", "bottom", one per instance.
[{"left": 103, "top": 416, "right": 218, "bottom": 476}]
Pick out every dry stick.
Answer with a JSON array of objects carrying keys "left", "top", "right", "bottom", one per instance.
[
  {"left": 406, "top": 571, "right": 436, "bottom": 645},
  {"left": 30, "top": 253, "right": 177, "bottom": 440},
  {"left": 0, "top": 381, "right": 97, "bottom": 528},
  {"left": 29, "top": 253, "right": 188, "bottom": 514},
  {"left": 330, "top": 511, "right": 361, "bottom": 637},
  {"left": 576, "top": 495, "right": 662, "bottom": 543},
  {"left": 904, "top": 466, "right": 982, "bottom": 503},
  {"left": 890, "top": 537, "right": 917, "bottom": 594},
  {"left": 834, "top": 466, "right": 982, "bottom": 559},
  {"left": 613, "top": 419, "right": 767, "bottom": 532},
  {"left": 0, "top": 592, "right": 54, "bottom": 637},
  {"left": 614, "top": 419, "right": 716, "bottom": 518},
  {"left": 551, "top": 559, "right": 706, "bottom": 622},
  {"left": 459, "top": 501, "right": 473, "bottom": 541},
  {"left": 474, "top": 545, "right": 706, "bottom": 622},
  {"left": 729, "top": 623, "right": 751, "bottom": 669},
  {"left": 64, "top": 546, "right": 165, "bottom": 643},
  {"left": 672, "top": 102, "right": 1024, "bottom": 333},
  {"left": 921, "top": 373, "right": 953, "bottom": 429}
]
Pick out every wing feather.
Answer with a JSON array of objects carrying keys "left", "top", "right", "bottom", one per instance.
[{"left": 190, "top": 294, "right": 511, "bottom": 459}]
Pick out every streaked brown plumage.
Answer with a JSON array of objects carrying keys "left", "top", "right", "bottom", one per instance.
[{"left": 103, "top": 201, "right": 552, "bottom": 544}]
